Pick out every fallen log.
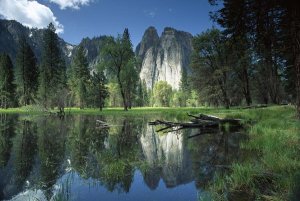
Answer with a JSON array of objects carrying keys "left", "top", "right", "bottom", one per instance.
[
  {"left": 149, "top": 113, "right": 243, "bottom": 133},
  {"left": 188, "top": 113, "right": 242, "bottom": 126},
  {"left": 188, "top": 113, "right": 221, "bottom": 122}
]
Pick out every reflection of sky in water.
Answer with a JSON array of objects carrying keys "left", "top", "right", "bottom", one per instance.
[
  {"left": 0, "top": 114, "right": 246, "bottom": 201},
  {"left": 60, "top": 171, "right": 198, "bottom": 201}
]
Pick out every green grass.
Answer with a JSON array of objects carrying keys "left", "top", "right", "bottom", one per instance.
[
  {"left": 0, "top": 106, "right": 235, "bottom": 119},
  {"left": 0, "top": 105, "right": 249, "bottom": 119},
  {"left": 208, "top": 106, "right": 300, "bottom": 200}
]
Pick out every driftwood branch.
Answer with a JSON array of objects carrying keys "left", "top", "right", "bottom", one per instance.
[{"left": 149, "top": 113, "right": 243, "bottom": 133}]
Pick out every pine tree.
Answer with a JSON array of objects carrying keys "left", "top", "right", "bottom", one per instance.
[
  {"left": 71, "top": 46, "right": 90, "bottom": 109},
  {"left": 211, "top": 0, "right": 300, "bottom": 116},
  {"left": 280, "top": 0, "right": 300, "bottom": 117},
  {"left": 179, "top": 68, "right": 191, "bottom": 107},
  {"left": 90, "top": 71, "right": 109, "bottom": 111},
  {"left": 0, "top": 54, "right": 15, "bottom": 108},
  {"left": 15, "top": 37, "right": 39, "bottom": 106},
  {"left": 38, "top": 23, "right": 66, "bottom": 109}
]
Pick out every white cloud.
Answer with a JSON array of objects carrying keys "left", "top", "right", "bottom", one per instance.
[
  {"left": 0, "top": 0, "right": 64, "bottom": 33},
  {"left": 49, "top": 0, "right": 91, "bottom": 9}
]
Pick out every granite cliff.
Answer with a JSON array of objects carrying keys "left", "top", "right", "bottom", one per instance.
[{"left": 136, "top": 27, "right": 193, "bottom": 89}]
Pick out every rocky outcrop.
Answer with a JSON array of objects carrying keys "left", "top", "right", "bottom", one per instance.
[
  {"left": 0, "top": 19, "right": 74, "bottom": 64},
  {"left": 72, "top": 36, "right": 110, "bottom": 69},
  {"left": 136, "top": 27, "right": 193, "bottom": 89},
  {"left": 0, "top": 20, "right": 193, "bottom": 85}
]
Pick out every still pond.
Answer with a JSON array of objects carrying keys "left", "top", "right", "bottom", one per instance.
[{"left": 0, "top": 114, "right": 247, "bottom": 201}]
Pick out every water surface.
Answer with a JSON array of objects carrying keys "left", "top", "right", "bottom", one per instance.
[{"left": 0, "top": 114, "right": 247, "bottom": 201}]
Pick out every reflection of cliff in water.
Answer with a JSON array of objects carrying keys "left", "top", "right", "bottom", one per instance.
[
  {"left": 139, "top": 126, "right": 193, "bottom": 189},
  {"left": 0, "top": 115, "right": 248, "bottom": 200},
  {"left": 140, "top": 125, "right": 248, "bottom": 190}
]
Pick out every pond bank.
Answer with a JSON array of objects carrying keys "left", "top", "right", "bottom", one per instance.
[
  {"left": 204, "top": 106, "right": 300, "bottom": 201},
  {"left": 0, "top": 105, "right": 299, "bottom": 200}
]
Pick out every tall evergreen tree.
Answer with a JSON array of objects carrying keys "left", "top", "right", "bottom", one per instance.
[
  {"left": 38, "top": 23, "right": 66, "bottom": 109},
  {"left": 228, "top": 37, "right": 253, "bottom": 105},
  {"left": 210, "top": 0, "right": 300, "bottom": 116},
  {"left": 0, "top": 54, "right": 15, "bottom": 108},
  {"left": 135, "top": 79, "right": 149, "bottom": 107},
  {"left": 212, "top": 0, "right": 283, "bottom": 104},
  {"left": 179, "top": 68, "right": 191, "bottom": 107},
  {"left": 15, "top": 37, "right": 39, "bottom": 106},
  {"left": 71, "top": 46, "right": 90, "bottom": 109},
  {"left": 280, "top": 0, "right": 300, "bottom": 117},
  {"left": 89, "top": 71, "right": 109, "bottom": 111}
]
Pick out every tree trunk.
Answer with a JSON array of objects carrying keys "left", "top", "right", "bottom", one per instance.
[
  {"left": 296, "top": 54, "right": 300, "bottom": 117},
  {"left": 244, "top": 68, "right": 252, "bottom": 106},
  {"left": 288, "top": 2, "right": 300, "bottom": 118},
  {"left": 117, "top": 71, "right": 127, "bottom": 111},
  {"left": 221, "top": 87, "right": 230, "bottom": 109},
  {"left": 128, "top": 92, "right": 132, "bottom": 109},
  {"left": 245, "top": 91, "right": 252, "bottom": 106}
]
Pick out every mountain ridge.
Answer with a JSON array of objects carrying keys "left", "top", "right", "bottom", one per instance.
[
  {"left": 0, "top": 20, "right": 193, "bottom": 89},
  {"left": 0, "top": 19, "right": 74, "bottom": 64}
]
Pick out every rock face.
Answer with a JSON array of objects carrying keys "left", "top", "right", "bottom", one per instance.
[
  {"left": 72, "top": 36, "right": 110, "bottom": 69},
  {"left": 0, "top": 19, "right": 74, "bottom": 64},
  {"left": 0, "top": 20, "right": 193, "bottom": 84},
  {"left": 136, "top": 27, "right": 193, "bottom": 89}
]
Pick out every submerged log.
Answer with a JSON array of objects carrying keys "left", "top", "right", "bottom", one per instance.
[{"left": 149, "top": 113, "right": 243, "bottom": 133}]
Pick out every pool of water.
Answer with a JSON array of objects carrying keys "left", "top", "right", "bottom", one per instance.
[{"left": 0, "top": 114, "right": 247, "bottom": 201}]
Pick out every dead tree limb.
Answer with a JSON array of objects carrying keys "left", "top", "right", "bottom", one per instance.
[{"left": 149, "top": 113, "right": 243, "bottom": 134}]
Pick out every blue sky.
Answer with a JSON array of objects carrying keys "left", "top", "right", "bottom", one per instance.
[{"left": 0, "top": 0, "right": 220, "bottom": 47}]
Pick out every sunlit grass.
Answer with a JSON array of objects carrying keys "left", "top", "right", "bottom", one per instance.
[{"left": 207, "top": 106, "right": 300, "bottom": 200}]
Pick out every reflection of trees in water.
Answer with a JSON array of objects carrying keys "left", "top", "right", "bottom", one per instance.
[
  {"left": 187, "top": 128, "right": 248, "bottom": 189},
  {"left": 0, "top": 114, "right": 16, "bottom": 167},
  {"left": 0, "top": 114, "right": 247, "bottom": 199},
  {"left": 14, "top": 120, "right": 37, "bottom": 187},
  {"left": 67, "top": 116, "right": 143, "bottom": 193},
  {"left": 37, "top": 117, "right": 67, "bottom": 199},
  {"left": 0, "top": 114, "right": 17, "bottom": 200},
  {"left": 93, "top": 118, "right": 139, "bottom": 193},
  {"left": 68, "top": 115, "right": 109, "bottom": 178},
  {"left": 1, "top": 119, "right": 38, "bottom": 200}
]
